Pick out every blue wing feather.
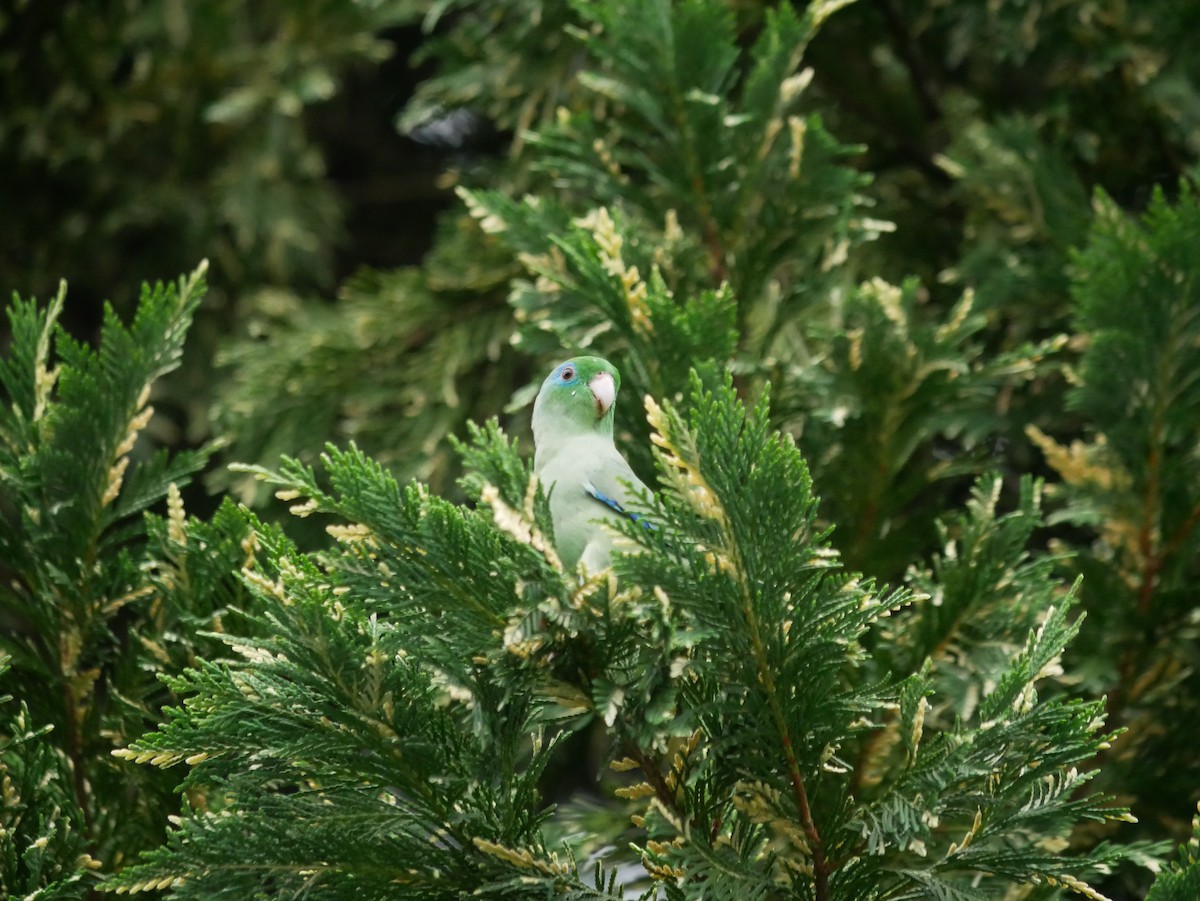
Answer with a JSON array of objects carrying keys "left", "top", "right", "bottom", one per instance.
[{"left": 585, "top": 482, "right": 657, "bottom": 531}]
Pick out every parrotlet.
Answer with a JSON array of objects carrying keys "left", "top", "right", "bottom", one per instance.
[{"left": 532, "top": 356, "right": 650, "bottom": 572}]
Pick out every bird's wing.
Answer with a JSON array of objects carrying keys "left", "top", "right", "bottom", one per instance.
[{"left": 582, "top": 451, "right": 655, "bottom": 531}]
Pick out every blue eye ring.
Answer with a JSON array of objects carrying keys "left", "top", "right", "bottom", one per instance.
[{"left": 558, "top": 364, "right": 577, "bottom": 383}]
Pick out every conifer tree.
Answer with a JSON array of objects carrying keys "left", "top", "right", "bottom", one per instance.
[
  {"left": 107, "top": 377, "right": 1132, "bottom": 899},
  {"left": 3, "top": 1, "right": 1199, "bottom": 899},
  {"left": 0, "top": 1, "right": 417, "bottom": 304},
  {"left": 1029, "top": 183, "right": 1200, "bottom": 853},
  {"left": 0, "top": 265, "right": 225, "bottom": 894},
  {"left": 1146, "top": 805, "right": 1200, "bottom": 901}
]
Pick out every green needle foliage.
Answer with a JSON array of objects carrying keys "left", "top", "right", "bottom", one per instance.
[
  {"left": 458, "top": 0, "right": 1067, "bottom": 581},
  {"left": 1146, "top": 805, "right": 1200, "bottom": 901},
  {"left": 524, "top": 0, "right": 872, "bottom": 325},
  {"left": 0, "top": 265, "right": 222, "bottom": 883},
  {"left": 397, "top": 0, "right": 583, "bottom": 142},
  {"left": 214, "top": 268, "right": 521, "bottom": 504},
  {"left": 0, "top": 653, "right": 97, "bottom": 899},
  {"left": 0, "top": 0, "right": 416, "bottom": 303},
  {"left": 3, "top": 0, "right": 1200, "bottom": 898},
  {"left": 104, "top": 375, "right": 1130, "bottom": 899},
  {"left": 1029, "top": 183, "right": 1200, "bottom": 846},
  {"left": 877, "top": 475, "right": 1072, "bottom": 722},
  {"left": 466, "top": 0, "right": 871, "bottom": 359}
]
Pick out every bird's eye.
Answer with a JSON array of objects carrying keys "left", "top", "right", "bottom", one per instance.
[{"left": 560, "top": 366, "right": 575, "bottom": 381}]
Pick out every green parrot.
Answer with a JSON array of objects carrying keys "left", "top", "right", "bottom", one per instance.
[{"left": 532, "top": 356, "right": 652, "bottom": 571}]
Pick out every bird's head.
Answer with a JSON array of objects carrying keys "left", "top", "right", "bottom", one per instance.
[{"left": 532, "top": 356, "right": 622, "bottom": 446}]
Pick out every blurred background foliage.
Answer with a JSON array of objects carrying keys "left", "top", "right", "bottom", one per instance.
[
  {"left": 2, "top": 0, "right": 1200, "bottom": 897},
  {"left": 4, "top": 0, "right": 1196, "bottom": 498}
]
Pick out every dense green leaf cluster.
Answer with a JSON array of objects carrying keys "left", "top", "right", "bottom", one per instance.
[
  {"left": 1146, "top": 805, "right": 1200, "bottom": 901},
  {"left": 3, "top": 0, "right": 1200, "bottom": 898},
  {"left": 0, "top": 654, "right": 96, "bottom": 899},
  {"left": 214, "top": 268, "right": 520, "bottom": 503},
  {"left": 0, "top": 0, "right": 415, "bottom": 302},
  {"left": 0, "top": 267, "right": 225, "bottom": 883},
  {"left": 104, "top": 376, "right": 1130, "bottom": 899},
  {"left": 1030, "top": 184, "right": 1200, "bottom": 846}
]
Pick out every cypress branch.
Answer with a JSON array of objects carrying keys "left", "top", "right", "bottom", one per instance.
[
  {"left": 1, "top": 263, "right": 216, "bottom": 891},
  {"left": 104, "top": 372, "right": 1132, "bottom": 898}
]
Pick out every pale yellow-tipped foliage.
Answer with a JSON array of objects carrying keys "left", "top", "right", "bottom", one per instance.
[
  {"left": 102, "top": 386, "right": 154, "bottom": 508},
  {"left": 29, "top": 281, "right": 66, "bottom": 427},
  {"left": 644, "top": 394, "right": 727, "bottom": 528},
  {"left": 1026, "top": 426, "right": 1144, "bottom": 584},
  {"left": 480, "top": 476, "right": 562, "bottom": 571},
  {"left": 787, "top": 116, "right": 808, "bottom": 179},
  {"left": 576, "top": 206, "right": 654, "bottom": 335},
  {"left": 1044, "top": 872, "right": 1115, "bottom": 901},
  {"left": 166, "top": 482, "right": 187, "bottom": 546},
  {"left": 471, "top": 838, "right": 571, "bottom": 876}
]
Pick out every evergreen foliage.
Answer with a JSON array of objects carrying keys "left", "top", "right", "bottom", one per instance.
[
  {"left": 1145, "top": 805, "right": 1200, "bottom": 901},
  {"left": 0, "top": 653, "right": 97, "bottom": 899},
  {"left": 2, "top": 0, "right": 1199, "bottom": 898},
  {"left": 397, "top": 1, "right": 581, "bottom": 142},
  {"left": 0, "top": 1, "right": 415, "bottom": 303},
  {"left": 0, "top": 266, "right": 219, "bottom": 882},
  {"left": 214, "top": 268, "right": 520, "bottom": 502},
  {"left": 1029, "top": 183, "right": 1200, "bottom": 845},
  {"left": 107, "top": 378, "right": 1130, "bottom": 899},
  {"left": 458, "top": 0, "right": 1064, "bottom": 578}
]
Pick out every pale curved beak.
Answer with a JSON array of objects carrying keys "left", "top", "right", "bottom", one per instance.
[{"left": 589, "top": 371, "right": 616, "bottom": 417}]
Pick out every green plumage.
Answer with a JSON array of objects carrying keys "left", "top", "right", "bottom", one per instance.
[{"left": 531, "top": 356, "right": 649, "bottom": 571}]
